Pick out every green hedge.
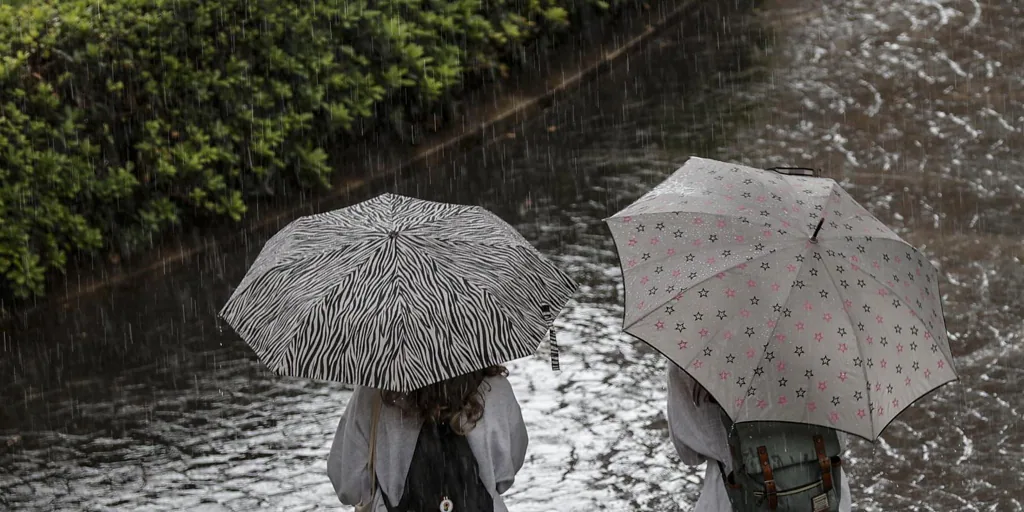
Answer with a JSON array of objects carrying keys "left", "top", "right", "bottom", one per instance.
[{"left": 0, "top": 0, "right": 620, "bottom": 301}]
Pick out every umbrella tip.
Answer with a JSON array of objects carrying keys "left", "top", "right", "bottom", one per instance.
[{"left": 388, "top": 230, "right": 400, "bottom": 240}]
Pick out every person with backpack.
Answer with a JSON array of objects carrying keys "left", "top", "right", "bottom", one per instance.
[
  {"left": 328, "top": 365, "right": 528, "bottom": 512},
  {"left": 666, "top": 363, "right": 852, "bottom": 512}
]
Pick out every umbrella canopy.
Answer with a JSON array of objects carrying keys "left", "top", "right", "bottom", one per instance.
[
  {"left": 220, "top": 193, "right": 578, "bottom": 392},
  {"left": 605, "top": 157, "right": 958, "bottom": 440}
]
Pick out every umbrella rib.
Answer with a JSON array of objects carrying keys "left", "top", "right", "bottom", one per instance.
[
  {"left": 403, "top": 204, "right": 477, "bottom": 231},
  {"left": 843, "top": 238, "right": 947, "bottom": 361},
  {"left": 870, "top": 373, "right": 960, "bottom": 440},
  {"left": 415, "top": 248, "right": 536, "bottom": 336},
  {"left": 778, "top": 171, "right": 821, "bottom": 211},
  {"left": 256, "top": 242, "right": 382, "bottom": 280},
  {"left": 738, "top": 244, "right": 818, "bottom": 420},
  {"left": 228, "top": 232, "right": 369, "bottom": 296},
  {"left": 621, "top": 234, "right": 797, "bottom": 282},
  {"left": 605, "top": 201, "right": 746, "bottom": 222},
  {"left": 838, "top": 257, "right": 948, "bottom": 437},
  {"left": 265, "top": 242, "right": 389, "bottom": 375},
  {"left": 428, "top": 236, "right": 536, "bottom": 253},
  {"left": 609, "top": 206, "right": 811, "bottom": 287},
  {"left": 408, "top": 233, "right": 567, "bottom": 287},
  {"left": 843, "top": 237, "right": 937, "bottom": 319},
  {"left": 392, "top": 233, "right": 412, "bottom": 392},
  {"left": 815, "top": 231, "right": 904, "bottom": 244},
  {"left": 624, "top": 243, "right": 805, "bottom": 330},
  {"left": 814, "top": 248, "right": 882, "bottom": 438}
]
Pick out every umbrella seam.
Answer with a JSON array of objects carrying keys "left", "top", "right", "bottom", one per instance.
[
  {"left": 413, "top": 248, "right": 569, "bottom": 366},
  {"left": 621, "top": 243, "right": 807, "bottom": 330},
  {"left": 223, "top": 241, "right": 385, "bottom": 321},
  {"left": 844, "top": 236, "right": 944, "bottom": 330},
  {"left": 606, "top": 166, "right": 815, "bottom": 223},
  {"left": 248, "top": 213, "right": 529, "bottom": 274},
  {"left": 264, "top": 242, "right": 390, "bottom": 377},
  {"left": 737, "top": 243, "right": 818, "bottom": 424},
  {"left": 396, "top": 204, "right": 481, "bottom": 234},
  {"left": 613, "top": 223, "right": 808, "bottom": 286},
  {"left": 815, "top": 245, "right": 883, "bottom": 439},
  {"left": 607, "top": 209, "right": 810, "bottom": 241},
  {"left": 622, "top": 243, "right": 808, "bottom": 377}
]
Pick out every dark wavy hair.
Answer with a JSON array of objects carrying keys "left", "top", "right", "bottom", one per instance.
[
  {"left": 382, "top": 365, "right": 508, "bottom": 435},
  {"left": 693, "top": 381, "right": 719, "bottom": 407}
]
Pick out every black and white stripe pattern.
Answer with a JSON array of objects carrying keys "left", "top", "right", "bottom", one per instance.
[{"left": 220, "top": 193, "right": 579, "bottom": 392}]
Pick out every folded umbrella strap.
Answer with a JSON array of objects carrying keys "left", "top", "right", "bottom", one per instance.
[
  {"left": 541, "top": 305, "right": 560, "bottom": 371},
  {"left": 548, "top": 329, "right": 560, "bottom": 371},
  {"left": 758, "top": 446, "right": 779, "bottom": 510}
]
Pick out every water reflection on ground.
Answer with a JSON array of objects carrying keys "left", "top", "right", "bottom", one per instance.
[{"left": 2, "top": 0, "right": 1023, "bottom": 510}]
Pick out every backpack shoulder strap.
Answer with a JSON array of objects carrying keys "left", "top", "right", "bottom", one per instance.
[
  {"left": 715, "top": 408, "right": 741, "bottom": 489},
  {"left": 813, "top": 434, "right": 834, "bottom": 493}
]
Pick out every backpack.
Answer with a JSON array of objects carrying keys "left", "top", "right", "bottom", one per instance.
[
  {"left": 717, "top": 409, "right": 844, "bottom": 512},
  {"left": 382, "top": 419, "right": 494, "bottom": 512}
]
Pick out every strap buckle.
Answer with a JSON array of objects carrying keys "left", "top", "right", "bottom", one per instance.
[
  {"left": 813, "top": 435, "right": 834, "bottom": 493},
  {"left": 757, "top": 446, "right": 779, "bottom": 510}
]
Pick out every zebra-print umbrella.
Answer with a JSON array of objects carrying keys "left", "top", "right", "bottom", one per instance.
[{"left": 219, "top": 193, "right": 578, "bottom": 392}]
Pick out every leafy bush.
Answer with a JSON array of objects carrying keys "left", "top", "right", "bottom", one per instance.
[{"left": 0, "top": 0, "right": 621, "bottom": 301}]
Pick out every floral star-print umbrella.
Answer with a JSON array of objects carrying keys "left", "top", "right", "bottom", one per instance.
[{"left": 605, "top": 157, "right": 958, "bottom": 440}]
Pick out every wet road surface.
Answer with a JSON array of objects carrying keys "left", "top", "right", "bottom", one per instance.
[{"left": 2, "top": 0, "right": 1023, "bottom": 510}]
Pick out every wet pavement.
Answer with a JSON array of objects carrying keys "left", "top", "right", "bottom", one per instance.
[{"left": 2, "top": 0, "right": 1023, "bottom": 510}]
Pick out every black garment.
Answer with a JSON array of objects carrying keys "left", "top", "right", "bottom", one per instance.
[{"left": 382, "top": 420, "right": 494, "bottom": 512}]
